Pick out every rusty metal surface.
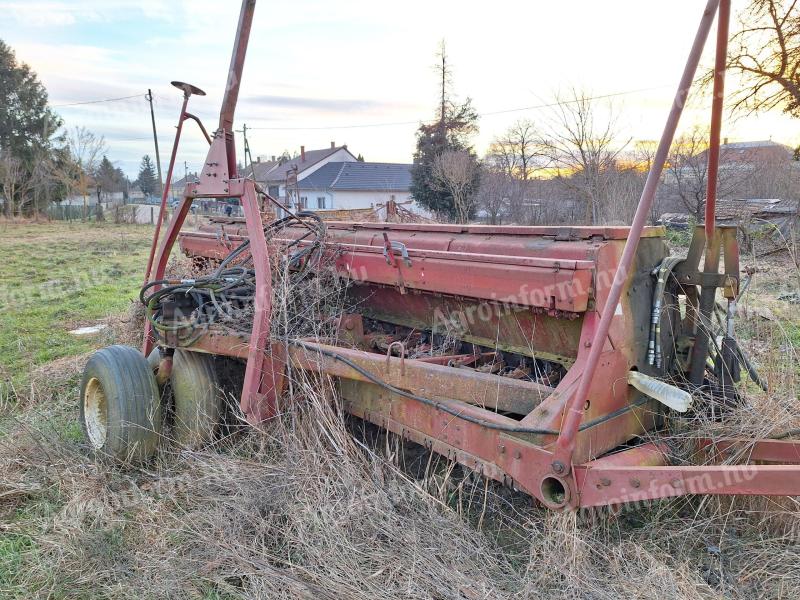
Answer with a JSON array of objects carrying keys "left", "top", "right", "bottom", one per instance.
[
  {"left": 575, "top": 463, "right": 800, "bottom": 507},
  {"left": 291, "top": 341, "right": 552, "bottom": 415},
  {"left": 704, "top": 0, "right": 731, "bottom": 240}
]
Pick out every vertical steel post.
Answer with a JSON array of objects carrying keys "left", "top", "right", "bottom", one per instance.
[
  {"left": 143, "top": 91, "right": 190, "bottom": 283},
  {"left": 146, "top": 89, "right": 165, "bottom": 198},
  {"left": 218, "top": 0, "right": 257, "bottom": 178},
  {"left": 690, "top": 0, "right": 731, "bottom": 385},
  {"left": 550, "top": 0, "right": 722, "bottom": 476},
  {"left": 705, "top": 0, "right": 731, "bottom": 240}
]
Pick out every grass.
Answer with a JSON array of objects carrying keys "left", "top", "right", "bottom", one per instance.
[
  {"left": 0, "top": 221, "right": 798, "bottom": 598},
  {"left": 0, "top": 222, "right": 153, "bottom": 397}
]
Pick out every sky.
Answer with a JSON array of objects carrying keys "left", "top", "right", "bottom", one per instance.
[{"left": 2, "top": 0, "right": 800, "bottom": 179}]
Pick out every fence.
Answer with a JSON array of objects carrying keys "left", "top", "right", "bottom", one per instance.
[
  {"left": 47, "top": 200, "right": 243, "bottom": 223},
  {"left": 47, "top": 204, "right": 104, "bottom": 221}
]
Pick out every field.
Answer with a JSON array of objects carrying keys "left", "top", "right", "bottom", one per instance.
[{"left": 1, "top": 221, "right": 799, "bottom": 599}]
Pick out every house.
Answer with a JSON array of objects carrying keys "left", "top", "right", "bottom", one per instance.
[
  {"left": 171, "top": 173, "right": 200, "bottom": 200},
  {"left": 713, "top": 139, "right": 794, "bottom": 165},
  {"left": 297, "top": 161, "right": 415, "bottom": 211},
  {"left": 248, "top": 142, "right": 358, "bottom": 203}
]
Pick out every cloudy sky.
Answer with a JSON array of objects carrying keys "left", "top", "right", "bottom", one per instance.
[{"left": 2, "top": 0, "right": 799, "bottom": 178}]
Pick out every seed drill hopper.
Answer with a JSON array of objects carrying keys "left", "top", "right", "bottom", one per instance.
[{"left": 80, "top": 0, "right": 800, "bottom": 510}]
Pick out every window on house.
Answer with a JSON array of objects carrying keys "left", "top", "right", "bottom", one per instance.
[
  {"left": 299, "top": 196, "right": 307, "bottom": 209},
  {"left": 317, "top": 196, "right": 326, "bottom": 209},
  {"left": 268, "top": 185, "right": 279, "bottom": 197}
]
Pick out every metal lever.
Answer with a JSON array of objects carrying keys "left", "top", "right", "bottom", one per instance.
[{"left": 383, "top": 238, "right": 412, "bottom": 267}]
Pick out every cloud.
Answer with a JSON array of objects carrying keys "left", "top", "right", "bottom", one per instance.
[
  {"left": 241, "top": 94, "right": 410, "bottom": 115},
  {"left": 0, "top": 1, "right": 174, "bottom": 27}
]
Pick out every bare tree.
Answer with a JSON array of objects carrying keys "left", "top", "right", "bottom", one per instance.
[
  {"left": 539, "top": 89, "right": 629, "bottom": 224},
  {"left": 628, "top": 140, "right": 667, "bottom": 224},
  {"left": 663, "top": 126, "right": 752, "bottom": 220},
  {"left": 432, "top": 150, "right": 479, "bottom": 224},
  {"left": 476, "top": 165, "right": 512, "bottom": 224},
  {"left": 664, "top": 126, "right": 711, "bottom": 220},
  {"left": 0, "top": 149, "right": 27, "bottom": 217},
  {"left": 487, "top": 120, "right": 547, "bottom": 223},
  {"left": 59, "top": 126, "right": 106, "bottom": 221},
  {"left": 723, "top": 0, "right": 800, "bottom": 116},
  {"left": 492, "top": 120, "right": 542, "bottom": 181}
]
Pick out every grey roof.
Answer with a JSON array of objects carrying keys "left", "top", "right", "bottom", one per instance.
[
  {"left": 247, "top": 159, "right": 282, "bottom": 182},
  {"left": 721, "top": 140, "right": 789, "bottom": 150},
  {"left": 172, "top": 173, "right": 199, "bottom": 187},
  {"left": 248, "top": 146, "right": 357, "bottom": 183},
  {"left": 298, "top": 162, "right": 412, "bottom": 192}
]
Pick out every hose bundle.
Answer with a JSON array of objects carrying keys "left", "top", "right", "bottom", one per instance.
[{"left": 141, "top": 211, "right": 326, "bottom": 345}]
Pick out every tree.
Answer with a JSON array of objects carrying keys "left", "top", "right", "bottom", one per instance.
[
  {"left": 539, "top": 89, "right": 628, "bottom": 224},
  {"left": 722, "top": 0, "right": 800, "bottom": 116},
  {"left": 57, "top": 127, "right": 106, "bottom": 220},
  {"left": 432, "top": 150, "right": 480, "bottom": 224},
  {"left": 476, "top": 164, "right": 513, "bottom": 225},
  {"left": 95, "top": 155, "right": 125, "bottom": 200},
  {"left": 0, "top": 40, "right": 61, "bottom": 162},
  {"left": 0, "top": 150, "right": 27, "bottom": 217},
  {"left": 0, "top": 39, "right": 63, "bottom": 216},
  {"left": 492, "top": 120, "right": 542, "bottom": 182},
  {"left": 137, "top": 155, "right": 157, "bottom": 197},
  {"left": 486, "top": 119, "right": 546, "bottom": 223},
  {"left": 663, "top": 126, "right": 754, "bottom": 220},
  {"left": 410, "top": 41, "right": 480, "bottom": 220}
]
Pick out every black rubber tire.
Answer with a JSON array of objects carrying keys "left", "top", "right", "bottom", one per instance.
[
  {"left": 79, "top": 345, "right": 162, "bottom": 463},
  {"left": 170, "top": 350, "right": 225, "bottom": 448}
]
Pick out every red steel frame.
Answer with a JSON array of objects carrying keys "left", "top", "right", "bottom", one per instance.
[{"left": 143, "top": 0, "right": 800, "bottom": 509}]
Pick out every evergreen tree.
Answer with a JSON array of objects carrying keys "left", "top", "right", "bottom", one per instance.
[
  {"left": 0, "top": 39, "right": 63, "bottom": 215},
  {"left": 137, "top": 155, "right": 157, "bottom": 197},
  {"left": 410, "top": 42, "right": 480, "bottom": 220},
  {"left": 0, "top": 40, "right": 61, "bottom": 162},
  {"left": 95, "top": 155, "right": 124, "bottom": 197}
]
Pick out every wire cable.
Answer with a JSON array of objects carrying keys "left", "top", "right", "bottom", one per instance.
[
  {"left": 289, "top": 339, "right": 651, "bottom": 436},
  {"left": 52, "top": 93, "right": 144, "bottom": 108}
]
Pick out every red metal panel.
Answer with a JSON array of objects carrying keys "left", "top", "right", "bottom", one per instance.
[
  {"left": 575, "top": 464, "right": 800, "bottom": 507},
  {"left": 699, "top": 438, "right": 800, "bottom": 464}
]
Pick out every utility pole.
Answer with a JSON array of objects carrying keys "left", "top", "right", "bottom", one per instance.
[
  {"left": 242, "top": 123, "right": 249, "bottom": 175},
  {"left": 145, "top": 89, "right": 165, "bottom": 197}
]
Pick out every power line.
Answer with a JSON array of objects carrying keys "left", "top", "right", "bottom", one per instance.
[
  {"left": 242, "top": 84, "right": 673, "bottom": 131},
  {"left": 51, "top": 93, "right": 144, "bottom": 108}
]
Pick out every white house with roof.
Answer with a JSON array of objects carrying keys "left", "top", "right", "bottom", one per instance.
[
  {"left": 245, "top": 143, "right": 418, "bottom": 213},
  {"left": 297, "top": 161, "right": 415, "bottom": 211},
  {"left": 248, "top": 142, "right": 358, "bottom": 203}
]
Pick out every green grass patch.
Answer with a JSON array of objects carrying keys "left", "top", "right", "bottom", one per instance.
[{"left": 0, "top": 222, "right": 153, "bottom": 396}]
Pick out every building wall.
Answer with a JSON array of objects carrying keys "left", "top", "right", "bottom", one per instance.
[{"left": 295, "top": 189, "right": 427, "bottom": 212}]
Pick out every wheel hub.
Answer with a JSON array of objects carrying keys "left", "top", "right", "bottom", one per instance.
[{"left": 83, "top": 377, "right": 108, "bottom": 448}]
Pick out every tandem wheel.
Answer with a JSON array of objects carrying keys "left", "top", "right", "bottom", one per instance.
[{"left": 79, "top": 345, "right": 162, "bottom": 463}]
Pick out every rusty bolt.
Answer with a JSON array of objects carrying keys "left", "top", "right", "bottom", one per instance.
[
  {"left": 630, "top": 478, "right": 641, "bottom": 489},
  {"left": 599, "top": 478, "right": 611, "bottom": 487},
  {"left": 513, "top": 450, "right": 522, "bottom": 460},
  {"left": 551, "top": 461, "right": 565, "bottom": 474},
  {"left": 498, "top": 444, "right": 506, "bottom": 454},
  {"left": 584, "top": 340, "right": 592, "bottom": 348},
  {"left": 671, "top": 479, "right": 682, "bottom": 488}
]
